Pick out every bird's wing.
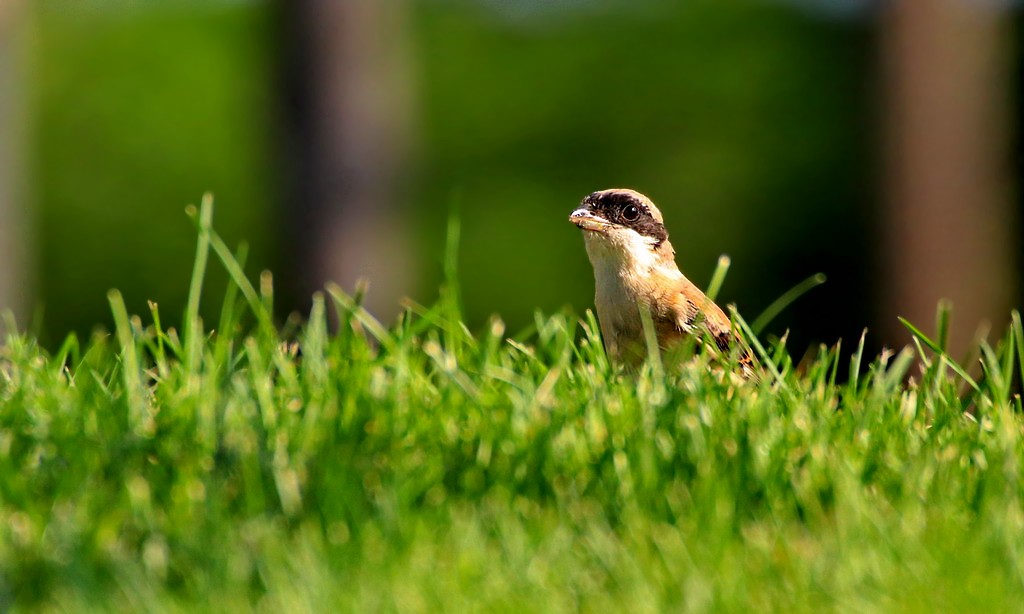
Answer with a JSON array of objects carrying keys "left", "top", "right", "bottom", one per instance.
[{"left": 674, "top": 279, "right": 759, "bottom": 377}]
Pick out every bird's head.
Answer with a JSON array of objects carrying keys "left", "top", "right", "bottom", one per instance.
[{"left": 569, "top": 189, "right": 673, "bottom": 266}]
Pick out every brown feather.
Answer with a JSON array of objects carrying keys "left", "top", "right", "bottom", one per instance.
[{"left": 652, "top": 275, "right": 758, "bottom": 378}]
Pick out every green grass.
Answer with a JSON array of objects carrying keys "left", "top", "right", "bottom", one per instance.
[{"left": 2, "top": 197, "right": 1024, "bottom": 612}]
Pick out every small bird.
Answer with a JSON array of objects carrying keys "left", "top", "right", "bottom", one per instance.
[{"left": 569, "top": 188, "right": 755, "bottom": 376}]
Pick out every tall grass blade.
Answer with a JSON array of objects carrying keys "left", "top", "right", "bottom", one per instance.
[
  {"left": 706, "top": 255, "right": 731, "bottom": 302},
  {"left": 733, "top": 309, "right": 783, "bottom": 386},
  {"left": 108, "top": 289, "right": 148, "bottom": 434},
  {"left": 1012, "top": 310, "right": 1024, "bottom": 394},
  {"left": 936, "top": 300, "right": 952, "bottom": 353},
  {"left": 147, "top": 300, "right": 169, "bottom": 380},
  {"left": 638, "top": 305, "right": 663, "bottom": 380},
  {"left": 442, "top": 212, "right": 466, "bottom": 356},
  {"left": 979, "top": 340, "right": 1007, "bottom": 405},
  {"left": 213, "top": 243, "right": 249, "bottom": 370},
  {"left": 848, "top": 328, "right": 867, "bottom": 391},
  {"left": 444, "top": 211, "right": 462, "bottom": 313},
  {"left": 899, "top": 317, "right": 979, "bottom": 392},
  {"left": 751, "top": 273, "right": 826, "bottom": 334},
  {"left": 53, "top": 333, "right": 81, "bottom": 378},
  {"left": 827, "top": 339, "right": 842, "bottom": 390},
  {"left": 208, "top": 231, "right": 272, "bottom": 333},
  {"left": 999, "top": 328, "right": 1015, "bottom": 407},
  {"left": 183, "top": 193, "right": 213, "bottom": 372},
  {"left": 326, "top": 283, "right": 397, "bottom": 354}
]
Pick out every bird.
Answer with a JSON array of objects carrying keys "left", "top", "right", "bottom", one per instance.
[{"left": 569, "top": 188, "right": 756, "bottom": 377}]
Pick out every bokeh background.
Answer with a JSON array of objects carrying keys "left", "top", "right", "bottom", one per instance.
[{"left": 1, "top": 0, "right": 1021, "bottom": 360}]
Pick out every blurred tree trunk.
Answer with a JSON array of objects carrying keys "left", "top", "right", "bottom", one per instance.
[
  {"left": 880, "top": 0, "right": 1017, "bottom": 356},
  {"left": 0, "top": 0, "right": 30, "bottom": 331},
  {"left": 279, "top": 0, "right": 416, "bottom": 320}
]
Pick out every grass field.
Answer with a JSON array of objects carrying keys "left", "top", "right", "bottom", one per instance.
[{"left": 3, "top": 198, "right": 1024, "bottom": 611}]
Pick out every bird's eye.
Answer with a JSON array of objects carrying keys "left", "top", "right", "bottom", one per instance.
[{"left": 622, "top": 205, "right": 641, "bottom": 222}]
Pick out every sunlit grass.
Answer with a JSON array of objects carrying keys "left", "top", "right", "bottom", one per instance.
[{"left": 1, "top": 196, "right": 1023, "bottom": 611}]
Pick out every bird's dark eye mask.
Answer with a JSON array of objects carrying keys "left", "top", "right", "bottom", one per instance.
[{"left": 583, "top": 192, "right": 669, "bottom": 246}]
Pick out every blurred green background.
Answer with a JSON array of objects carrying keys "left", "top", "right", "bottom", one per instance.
[{"left": 10, "top": 0, "right": 1021, "bottom": 356}]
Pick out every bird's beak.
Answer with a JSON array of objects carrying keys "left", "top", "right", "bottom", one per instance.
[{"left": 569, "top": 208, "right": 611, "bottom": 232}]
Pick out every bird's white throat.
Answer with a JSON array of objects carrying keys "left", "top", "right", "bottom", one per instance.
[
  {"left": 583, "top": 228, "right": 665, "bottom": 284},
  {"left": 582, "top": 227, "right": 682, "bottom": 318}
]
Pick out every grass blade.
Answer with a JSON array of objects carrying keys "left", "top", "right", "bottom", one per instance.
[
  {"left": 848, "top": 328, "right": 867, "bottom": 392},
  {"left": 751, "top": 273, "right": 826, "bottom": 334},
  {"left": 899, "top": 317, "right": 979, "bottom": 393},
  {"left": 108, "top": 289, "right": 148, "bottom": 434},
  {"left": 705, "top": 255, "right": 731, "bottom": 302},
  {"left": 733, "top": 308, "right": 783, "bottom": 386},
  {"left": 326, "top": 283, "right": 397, "bottom": 354},
  {"left": 638, "top": 304, "right": 663, "bottom": 380},
  {"left": 183, "top": 193, "right": 213, "bottom": 373},
  {"left": 1013, "top": 311, "right": 1024, "bottom": 394},
  {"left": 936, "top": 299, "right": 952, "bottom": 353}
]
